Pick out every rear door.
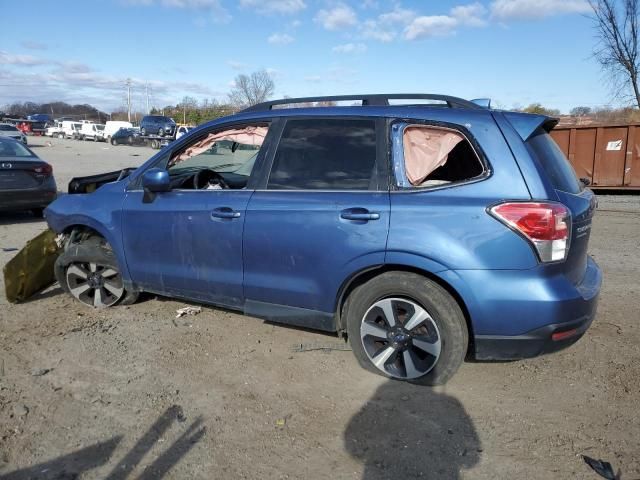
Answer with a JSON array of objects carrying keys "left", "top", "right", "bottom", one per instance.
[
  {"left": 526, "top": 128, "right": 597, "bottom": 284},
  {"left": 242, "top": 117, "right": 390, "bottom": 329}
]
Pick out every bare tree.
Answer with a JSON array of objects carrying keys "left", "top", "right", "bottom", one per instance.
[
  {"left": 590, "top": 0, "right": 640, "bottom": 108},
  {"left": 228, "top": 70, "right": 275, "bottom": 108}
]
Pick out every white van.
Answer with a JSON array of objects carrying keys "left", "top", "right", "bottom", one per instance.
[
  {"left": 60, "top": 121, "right": 83, "bottom": 139},
  {"left": 80, "top": 123, "right": 106, "bottom": 142},
  {"left": 45, "top": 122, "right": 64, "bottom": 138},
  {"left": 104, "top": 121, "right": 133, "bottom": 141}
]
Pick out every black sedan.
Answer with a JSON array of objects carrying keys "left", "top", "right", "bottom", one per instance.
[
  {"left": 0, "top": 138, "right": 57, "bottom": 217},
  {"left": 110, "top": 128, "right": 145, "bottom": 146}
]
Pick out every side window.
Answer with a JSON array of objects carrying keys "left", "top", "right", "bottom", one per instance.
[
  {"left": 393, "top": 123, "right": 484, "bottom": 189},
  {"left": 267, "top": 118, "right": 377, "bottom": 190},
  {"left": 165, "top": 123, "right": 269, "bottom": 189}
]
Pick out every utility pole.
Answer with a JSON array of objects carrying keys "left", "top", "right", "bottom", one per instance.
[
  {"left": 125, "top": 78, "right": 132, "bottom": 123},
  {"left": 145, "top": 83, "right": 150, "bottom": 114}
]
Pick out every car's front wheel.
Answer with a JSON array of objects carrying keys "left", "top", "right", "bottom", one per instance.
[
  {"left": 55, "top": 238, "right": 138, "bottom": 308},
  {"left": 345, "top": 272, "right": 468, "bottom": 386}
]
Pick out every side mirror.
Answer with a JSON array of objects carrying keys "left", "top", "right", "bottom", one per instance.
[
  {"left": 141, "top": 168, "right": 170, "bottom": 203},
  {"left": 142, "top": 168, "right": 170, "bottom": 193}
]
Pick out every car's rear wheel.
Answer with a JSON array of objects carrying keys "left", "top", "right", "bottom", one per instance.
[
  {"left": 128, "top": 135, "right": 134, "bottom": 145},
  {"left": 31, "top": 208, "right": 44, "bottom": 218},
  {"left": 55, "top": 238, "right": 138, "bottom": 308},
  {"left": 345, "top": 272, "right": 468, "bottom": 386}
]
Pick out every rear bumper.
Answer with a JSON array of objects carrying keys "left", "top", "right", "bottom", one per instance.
[
  {"left": 441, "top": 256, "right": 602, "bottom": 360},
  {"left": 0, "top": 186, "right": 57, "bottom": 211},
  {"left": 474, "top": 310, "right": 596, "bottom": 360}
]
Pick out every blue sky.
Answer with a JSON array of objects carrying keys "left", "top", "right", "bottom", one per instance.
[{"left": 0, "top": 0, "right": 619, "bottom": 113}]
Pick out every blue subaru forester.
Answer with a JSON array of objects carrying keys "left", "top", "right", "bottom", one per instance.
[{"left": 45, "top": 94, "right": 602, "bottom": 385}]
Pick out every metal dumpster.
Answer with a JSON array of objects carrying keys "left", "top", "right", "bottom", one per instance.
[{"left": 550, "top": 123, "right": 640, "bottom": 189}]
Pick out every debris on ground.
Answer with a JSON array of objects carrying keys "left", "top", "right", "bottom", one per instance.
[
  {"left": 581, "top": 455, "right": 618, "bottom": 480},
  {"left": 292, "top": 342, "right": 351, "bottom": 353},
  {"left": 175, "top": 306, "right": 202, "bottom": 318},
  {"left": 12, "top": 405, "right": 29, "bottom": 417},
  {"left": 30, "top": 368, "right": 51, "bottom": 377},
  {"left": 3, "top": 229, "right": 61, "bottom": 303}
]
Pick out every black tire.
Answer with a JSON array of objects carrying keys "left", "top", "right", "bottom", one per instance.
[
  {"left": 158, "top": 128, "right": 164, "bottom": 137},
  {"left": 55, "top": 237, "right": 138, "bottom": 308},
  {"left": 111, "top": 138, "right": 117, "bottom": 146},
  {"left": 31, "top": 207, "right": 45, "bottom": 218},
  {"left": 127, "top": 135, "right": 133, "bottom": 145},
  {"left": 141, "top": 127, "right": 146, "bottom": 136},
  {"left": 150, "top": 139, "right": 159, "bottom": 149},
  {"left": 93, "top": 136, "right": 98, "bottom": 142},
  {"left": 58, "top": 133, "right": 64, "bottom": 139},
  {"left": 345, "top": 271, "right": 468, "bottom": 386}
]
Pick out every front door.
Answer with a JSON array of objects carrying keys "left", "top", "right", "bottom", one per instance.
[{"left": 121, "top": 121, "right": 272, "bottom": 308}]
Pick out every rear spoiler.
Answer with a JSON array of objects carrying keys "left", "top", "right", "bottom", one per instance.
[{"left": 501, "top": 112, "right": 559, "bottom": 141}]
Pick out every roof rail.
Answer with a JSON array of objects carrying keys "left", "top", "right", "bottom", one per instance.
[{"left": 242, "top": 94, "right": 482, "bottom": 113}]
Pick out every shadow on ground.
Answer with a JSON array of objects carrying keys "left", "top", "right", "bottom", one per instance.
[
  {"left": 0, "top": 405, "right": 205, "bottom": 480},
  {"left": 344, "top": 381, "right": 480, "bottom": 479}
]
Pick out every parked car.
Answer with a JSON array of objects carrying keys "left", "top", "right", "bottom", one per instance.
[
  {"left": 45, "top": 94, "right": 602, "bottom": 385},
  {"left": 0, "top": 137, "right": 57, "bottom": 216},
  {"left": 140, "top": 115, "right": 176, "bottom": 137},
  {"left": 0, "top": 123, "right": 27, "bottom": 144},
  {"left": 110, "top": 127, "right": 145, "bottom": 146},
  {"left": 104, "top": 121, "right": 133, "bottom": 142},
  {"left": 79, "top": 123, "right": 106, "bottom": 142}
]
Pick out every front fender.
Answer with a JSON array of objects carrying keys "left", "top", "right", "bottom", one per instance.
[{"left": 45, "top": 183, "right": 131, "bottom": 284}]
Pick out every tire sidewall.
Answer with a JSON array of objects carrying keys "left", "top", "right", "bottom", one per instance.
[
  {"left": 55, "top": 241, "right": 138, "bottom": 306},
  {"left": 346, "top": 272, "right": 468, "bottom": 386}
]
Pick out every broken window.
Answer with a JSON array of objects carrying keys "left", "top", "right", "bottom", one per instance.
[{"left": 395, "top": 124, "right": 484, "bottom": 189}]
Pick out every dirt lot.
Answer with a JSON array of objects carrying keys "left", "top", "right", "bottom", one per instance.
[{"left": 0, "top": 136, "right": 639, "bottom": 479}]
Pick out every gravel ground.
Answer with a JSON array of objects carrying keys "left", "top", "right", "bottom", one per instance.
[{"left": 0, "top": 136, "right": 639, "bottom": 479}]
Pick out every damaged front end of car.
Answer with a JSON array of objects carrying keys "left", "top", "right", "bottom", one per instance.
[{"left": 3, "top": 168, "right": 136, "bottom": 303}]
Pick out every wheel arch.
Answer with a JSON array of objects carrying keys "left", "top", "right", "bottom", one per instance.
[
  {"left": 335, "top": 264, "right": 475, "bottom": 357},
  {"left": 58, "top": 221, "right": 133, "bottom": 286}
]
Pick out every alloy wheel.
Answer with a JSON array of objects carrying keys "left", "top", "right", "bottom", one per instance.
[
  {"left": 360, "top": 298, "right": 441, "bottom": 380},
  {"left": 66, "top": 262, "right": 125, "bottom": 308}
]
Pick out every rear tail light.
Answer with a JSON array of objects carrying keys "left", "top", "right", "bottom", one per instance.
[
  {"left": 33, "top": 163, "right": 53, "bottom": 176},
  {"left": 489, "top": 202, "right": 571, "bottom": 263}
]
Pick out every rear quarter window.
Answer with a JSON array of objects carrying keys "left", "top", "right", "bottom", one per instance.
[{"left": 526, "top": 128, "right": 581, "bottom": 194}]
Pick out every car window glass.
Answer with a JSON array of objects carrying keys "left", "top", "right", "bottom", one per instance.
[
  {"left": 267, "top": 118, "right": 377, "bottom": 190},
  {"left": 0, "top": 141, "right": 33, "bottom": 157},
  {"left": 0, "top": 125, "right": 19, "bottom": 132},
  {"left": 167, "top": 124, "right": 269, "bottom": 177},
  {"left": 526, "top": 128, "right": 581, "bottom": 194}
]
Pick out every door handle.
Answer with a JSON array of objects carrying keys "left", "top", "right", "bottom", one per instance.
[
  {"left": 340, "top": 209, "right": 380, "bottom": 221},
  {"left": 211, "top": 207, "right": 241, "bottom": 219}
]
